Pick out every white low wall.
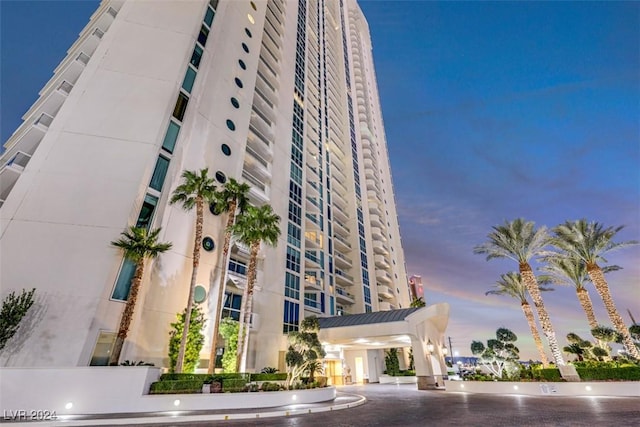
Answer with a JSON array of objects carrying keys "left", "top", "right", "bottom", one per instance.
[
  {"left": 379, "top": 375, "right": 417, "bottom": 384},
  {"left": 0, "top": 367, "right": 336, "bottom": 416},
  {"left": 447, "top": 380, "right": 640, "bottom": 397}
]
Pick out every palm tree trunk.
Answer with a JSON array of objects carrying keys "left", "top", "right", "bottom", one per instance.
[
  {"left": 239, "top": 287, "right": 254, "bottom": 373},
  {"left": 176, "top": 198, "right": 204, "bottom": 373},
  {"left": 575, "top": 287, "right": 599, "bottom": 331},
  {"left": 208, "top": 201, "right": 237, "bottom": 374},
  {"left": 520, "top": 301, "right": 549, "bottom": 367},
  {"left": 586, "top": 263, "right": 640, "bottom": 359},
  {"left": 236, "top": 241, "right": 259, "bottom": 372},
  {"left": 109, "top": 260, "right": 145, "bottom": 366},
  {"left": 520, "top": 263, "right": 565, "bottom": 366}
]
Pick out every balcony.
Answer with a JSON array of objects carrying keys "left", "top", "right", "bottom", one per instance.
[
  {"left": 304, "top": 230, "right": 322, "bottom": 249},
  {"left": 305, "top": 250, "right": 323, "bottom": 269},
  {"left": 247, "top": 125, "right": 273, "bottom": 160},
  {"left": 333, "top": 233, "right": 352, "bottom": 253},
  {"left": 378, "top": 301, "right": 396, "bottom": 311},
  {"left": 304, "top": 273, "right": 323, "bottom": 291},
  {"left": 333, "top": 250, "right": 353, "bottom": 269},
  {"left": 333, "top": 219, "right": 350, "bottom": 237},
  {"left": 369, "top": 214, "right": 382, "bottom": 228},
  {"left": 377, "top": 284, "right": 394, "bottom": 299},
  {"left": 374, "top": 255, "right": 391, "bottom": 270},
  {"left": 334, "top": 268, "right": 354, "bottom": 287},
  {"left": 372, "top": 240, "right": 389, "bottom": 255},
  {"left": 332, "top": 202, "right": 348, "bottom": 222},
  {"left": 370, "top": 226, "right": 384, "bottom": 241},
  {"left": 376, "top": 270, "right": 393, "bottom": 284},
  {"left": 242, "top": 170, "right": 269, "bottom": 204},
  {"left": 244, "top": 147, "right": 271, "bottom": 181},
  {"left": 335, "top": 287, "right": 355, "bottom": 305}
]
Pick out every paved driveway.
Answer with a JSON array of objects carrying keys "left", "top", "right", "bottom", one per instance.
[{"left": 130, "top": 383, "right": 640, "bottom": 427}]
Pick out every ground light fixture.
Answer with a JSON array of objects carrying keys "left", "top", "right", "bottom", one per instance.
[
  {"left": 65, "top": 402, "right": 73, "bottom": 410},
  {"left": 173, "top": 399, "right": 181, "bottom": 407},
  {"left": 442, "top": 346, "right": 448, "bottom": 355},
  {"left": 426, "top": 340, "right": 435, "bottom": 353},
  {"left": 292, "top": 395, "right": 297, "bottom": 401}
]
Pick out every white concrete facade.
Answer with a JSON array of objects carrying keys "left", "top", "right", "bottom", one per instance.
[{"left": 0, "top": 0, "right": 413, "bottom": 372}]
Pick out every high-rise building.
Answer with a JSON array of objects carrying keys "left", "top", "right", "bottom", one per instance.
[
  {"left": 0, "top": 0, "right": 411, "bottom": 371},
  {"left": 409, "top": 275, "right": 424, "bottom": 301}
]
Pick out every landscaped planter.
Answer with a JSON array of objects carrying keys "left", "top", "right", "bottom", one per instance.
[
  {"left": 379, "top": 375, "right": 417, "bottom": 384},
  {"left": 446, "top": 380, "right": 640, "bottom": 397}
]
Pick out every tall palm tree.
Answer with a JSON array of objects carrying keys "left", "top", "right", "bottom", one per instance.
[
  {"left": 169, "top": 168, "right": 217, "bottom": 372},
  {"left": 207, "top": 178, "right": 251, "bottom": 374},
  {"left": 539, "top": 254, "right": 620, "bottom": 331},
  {"left": 485, "top": 272, "right": 551, "bottom": 366},
  {"left": 229, "top": 204, "right": 281, "bottom": 372},
  {"left": 109, "top": 226, "right": 172, "bottom": 365},
  {"left": 551, "top": 220, "right": 639, "bottom": 359},
  {"left": 474, "top": 218, "right": 566, "bottom": 366}
]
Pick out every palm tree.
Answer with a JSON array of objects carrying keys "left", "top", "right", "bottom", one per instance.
[
  {"left": 485, "top": 272, "right": 551, "bottom": 366},
  {"left": 539, "top": 254, "right": 620, "bottom": 332},
  {"left": 207, "top": 178, "right": 251, "bottom": 374},
  {"left": 169, "top": 168, "right": 217, "bottom": 372},
  {"left": 551, "top": 220, "right": 640, "bottom": 359},
  {"left": 229, "top": 204, "right": 281, "bottom": 372},
  {"left": 474, "top": 219, "right": 566, "bottom": 366},
  {"left": 109, "top": 226, "right": 172, "bottom": 365}
]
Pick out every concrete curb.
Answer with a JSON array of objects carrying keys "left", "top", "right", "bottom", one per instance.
[{"left": 4, "top": 394, "right": 367, "bottom": 426}]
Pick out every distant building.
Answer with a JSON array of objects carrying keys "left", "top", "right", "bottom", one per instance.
[{"left": 409, "top": 275, "right": 424, "bottom": 300}]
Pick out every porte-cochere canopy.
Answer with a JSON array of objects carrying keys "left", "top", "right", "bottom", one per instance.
[{"left": 317, "top": 303, "right": 450, "bottom": 390}]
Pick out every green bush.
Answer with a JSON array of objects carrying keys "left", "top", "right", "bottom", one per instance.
[
  {"left": 222, "top": 378, "right": 247, "bottom": 392},
  {"left": 250, "top": 373, "right": 287, "bottom": 381},
  {"left": 149, "top": 380, "right": 204, "bottom": 394},
  {"left": 160, "top": 373, "right": 211, "bottom": 382},
  {"left": 534, "top": 368, "right": 562, "bottom": 382},
  {"left": 576, "top": 367, "right": 640, "bottom": 381},
  {"left": 260, "top": 381, "right": 281, "bottom": 391}
]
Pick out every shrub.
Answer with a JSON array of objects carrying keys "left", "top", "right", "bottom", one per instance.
[
  {"left": 250, "top": 373, "right": 287, "bottom": 381},
  {"left": 222, "top": 378, "right": 247, "bottom": 392},
  {"left": 168, "top": 306, "right": 205, "bottom": 373},
  {"left": 534, "top": 368, "right": 562, "bottom": 382},
  {"left": 120, "top": 360, "right": 154, "bottom": 366},
  {"left": 260, "top": 381, "right": 281, "bottom": 391},
  {"left": 0, "top": 288, "right": 36, "bottom": 351},
  {"left": 149, "top": 380, "right": 204, "bottom": 394},
  {"left": 261, "top": 366, "right": 278, "bottom": 373},
  {"left": 576, "top": 367, "right": 640, "bottom": 381},
  {"left": 160, "top": 373, "right": 211, "bottom": 382}
]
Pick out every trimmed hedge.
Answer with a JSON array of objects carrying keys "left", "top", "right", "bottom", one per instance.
[
  {"left": 250, "top": 373, "right": 287, "bottom": 381},
  {"left": 534, "top": 369, "right": 562, "bottom": 382},
  {"left": 577, "top": 367, "right": 640, "bottom": 381},
  {"left": 222, "top": 378, "right": 248, "bottom": 392},
  {"left": 150, "top": 379, "right": 204, "bottom": 394}
]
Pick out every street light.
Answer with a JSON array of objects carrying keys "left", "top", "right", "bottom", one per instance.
[{"left": 426, "top": 340, "right": 435, "bottom": 354}]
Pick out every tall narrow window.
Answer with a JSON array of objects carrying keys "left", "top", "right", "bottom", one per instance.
[
  {"left": 190, "top": 45, "right": 203, "bottom": 69},
  {"left": 149, "top": 156, "right": 170, "bottom": 191},
  {"left": 198, "top": 25, "right": 210, "bottom": 46},
  {"left": 162, "top": 121, "right": 180, "bottom": 153},
  {"left": 112, "top": 259, "right": 136, "bottom": 301},
  {"left": 182, "top": 67, "right": 197, "bottom": 93},
  {"left": 172, "top": 93, "right": 189, "bottom": 121},
  {"left": 136, "top": 194, "right": 158, "bottom": 229}
]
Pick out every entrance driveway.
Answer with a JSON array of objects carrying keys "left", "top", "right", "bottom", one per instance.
[{"left": 131, "top": 383, "right": 640, "bottom": 427}]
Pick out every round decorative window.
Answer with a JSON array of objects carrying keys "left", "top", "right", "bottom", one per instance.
[
  {"left": 194, "top": 285, "right": 207, "bottom": 303},
  {"left": 242, "top": 43, "right": 250, "bottom": 53},
  {"left": 209, "top": 202, "right": 222, "bottom": 215},
  {"left": 230, "top": 97, "right": 240, "bottom": 108},
  {"left": 250, "top": 1, "right": 257, "bottom": 11},
  {"left": 238, "top": 59, "right": 247, "bottom": 70},
  {"left": 221, "top": 144, "right": 232, "bottom": 156},
  {"left": 215, "top": 171, "right": 227, "bottom": 184},
  {"left": 235, "top": 77, "right": 243, "bottom": 88},
  {"left": 247, "top": 13, "right": 255, "bottom": 24},
  {"left": 245, "top": 28, "right": 252, "bottom": 38},
  {"left": 202, "top": 236, "right": 215, "bottom": 251},
  {"left": 226, "top": 119, "right": 236, "bottom": 131}
]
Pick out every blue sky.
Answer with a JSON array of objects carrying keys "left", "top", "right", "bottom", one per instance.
[{"left": 2, "top": 1, "right": 639, "bottom": 360}]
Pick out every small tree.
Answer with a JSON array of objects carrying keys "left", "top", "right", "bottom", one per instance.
[
  {"left": 168, "top": 306, "right": 206, "bottom": 373},
  {"left": 563, "top": 332, "right": 593, "bottom": 361},
  {"left": 0, "top": 288, "right": 35, "bottom": 351},
  {"left": 410, "top": 297, "right": 426, "bottom": 308},
  {"left": 384, "top": 348, "right": 400, "bottom": 376},
  {"left": 219, "top": 318, "right": 239, "bottom": 373},
  {"left": 471, "top": 327, "right": 520, "bottom": 378},
  {"left": 285, "top": 316, "right": 325, "bottom": 389}
]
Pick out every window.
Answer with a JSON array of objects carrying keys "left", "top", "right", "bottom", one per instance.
[
  {"left": 241, "top": 43, "right": 249, "bottom": 53},
  {"left": 204, "top": 7, "right": 215, "bottom": 27},
  {"left": 222, "top": 292, "right": 242, "bottom": 321},
  {"left": 215, "top": 171, "right": 227, "bottom": 183},
  {"left": 230, "top": 97, "right": 240, "bottom": 108},
  {"left": 238, "top": 59, "right": 246, "bottom": 70},
  {"left": 235, "top": 77, "right": 243, "bottom": 88},
  {"left": 245, "top": 28, "right": 252, "bottom": 38},
  {"left": 182, "top": 67, "right": 197, "bottom": 93},
  {"left": 197, "top": 25, "right": 210, "bottom": 46},
  {"left": 194, "top": 285, "right": 207, "bottom": 303},
  {"left": 228, "top": 258, "right": 247, "bottom": 275},
  {"left": 283, "top": 300, "right": 299, "bottom": 333},
  {"left": 162, "top": 121, "right": 180, "bottom": 153},
  {"left": 190, "top": 45, "right": 203, "bottom": 69},
  {"left": 286, "top": 246, "right": 301, "bottom": 272},
  {"left": 226, "top": 120, "right": 236, "bottom": 131},
  {"left": 89, "top": 332, "right": 116, "bottom": 366},
  {"left": 285, "top": 272, "right": 300, "bottom": 299},
  {"left": 221, "top": 144, "right": 231, "bottom": 156},
  {"left": 112, "top": 259, "right": 136, "bottom": 301},
  {"left": 172, "top": 93, "right": 189, "bottom": 121},
  {"left": 136, "top": 194, "right": 158, "bottom": 229},
  {"left": 209, "top": 202, "right": 222, "bottom": 215},
  {"left": 202, "top": 236, "right": 215, "bottom": 251},
  {"left": 247, "top": 13, "right": 255, "bottom": 24},
  {"left": 149, "top": 155, "right": 170, "bottom": 191},
  {"left": 250, "top": 1, "right": 257, "bottom": 11}
]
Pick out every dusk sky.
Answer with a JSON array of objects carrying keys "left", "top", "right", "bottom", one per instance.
[{"left": 2, "top": 1, "right": 638, "bottom": 360}]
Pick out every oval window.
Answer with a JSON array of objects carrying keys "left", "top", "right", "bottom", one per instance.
[
  {"left": 226, "top": 120, "right": 236, "bottom": 131},
  {"left": 221, "top": 144, "right": 231, "bottom": 156},
  {"left": 238, "top": 59, "right": 247, "bottom": 70},
  {"left": 230, "top": 97, "right": 240, "bottom": 108},
  {"left": 242, "top": 43, "right": 249, "bottom": 53},
  {"left": 202, "top": 236, "right": 215, "bottom": 251},
  {"left": 194, "top": 285, "right": 207, "bottom": 303},
  {"left": 215, "top": 171, "right": 227, "bottom": 184},
  {"left": 235, "top": 77, "right": 243, "bottom": 88}
]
